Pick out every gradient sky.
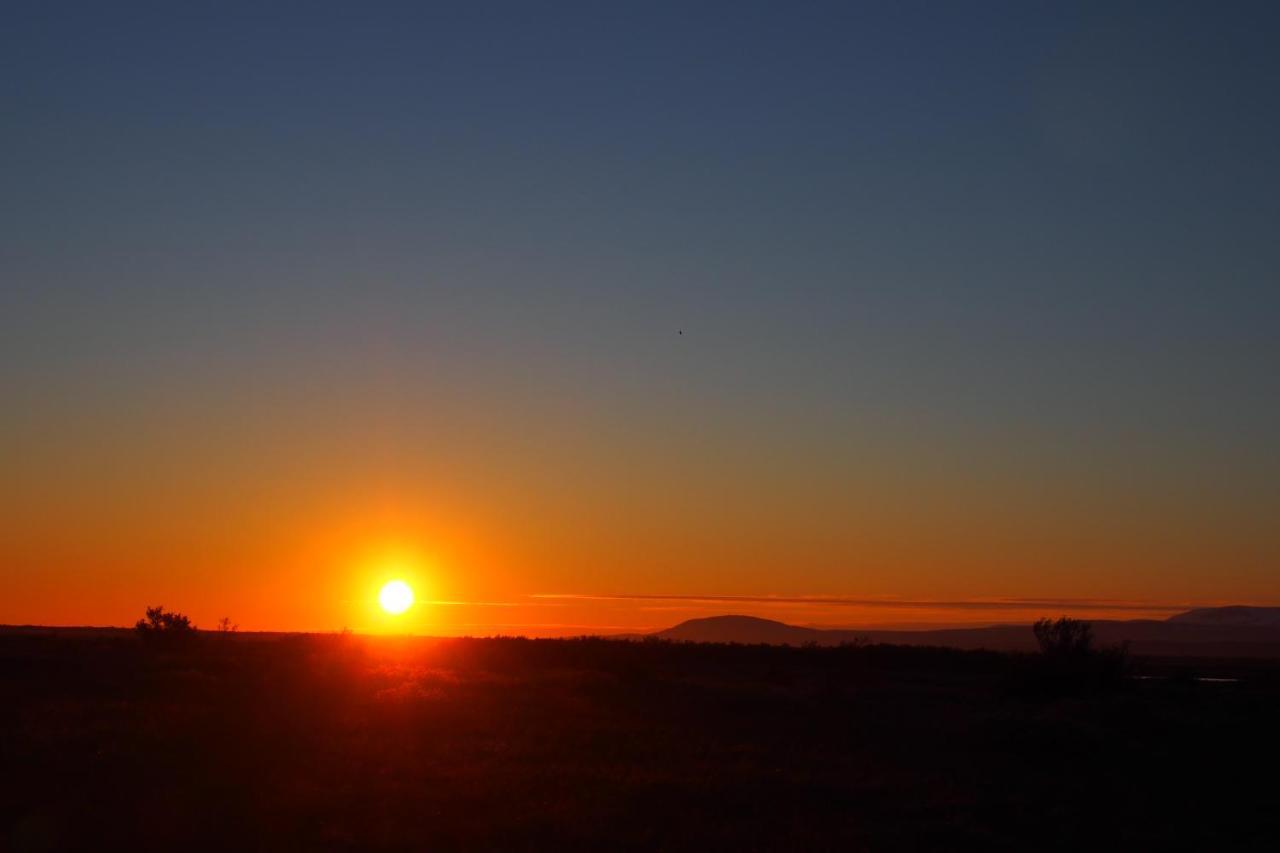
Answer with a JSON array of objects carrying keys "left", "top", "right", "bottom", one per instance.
[{"left": 4, "top": 1, "right": 1279, "bottom": 633}]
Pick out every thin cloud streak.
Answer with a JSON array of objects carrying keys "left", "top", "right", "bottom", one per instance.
[
  {"left": 530, "top": 593, "right": 1192, "bottom": 613},
  {"left": 459, "top": 623, "right": 653, "bottom": 631},
  {"left": 423, "top": 600, "right": 565, "bottom": 608}
]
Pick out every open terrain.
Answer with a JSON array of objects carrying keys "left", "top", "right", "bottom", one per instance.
[{"left": 3, "top": 627, "right": 1280, "bottom": 851}]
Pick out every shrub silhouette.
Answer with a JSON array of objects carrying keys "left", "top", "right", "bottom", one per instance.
[
  {"left": 135, "top": 605, "right": 197, "bottom": 648},
  {"left": 1033, "top": 617, "right": 1094, "bottom": 658},
  {"left": 1024, "top": 616, "right": 1128, "bottom": 694}
]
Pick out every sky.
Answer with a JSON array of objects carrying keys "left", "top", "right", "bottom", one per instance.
[{"left": 3, "top": 1, "right": 1279, "bottom": 633}]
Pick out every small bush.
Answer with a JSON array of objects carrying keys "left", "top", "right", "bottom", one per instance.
[
  {"left": 135, "top": 605, "right": 198, "bottom": 648},
  {"left": 1033, "top": 617, "right": 1094, "bottom": 658},
  {"left": 1016, "top": 617, "right": 1129, "bottom": 696}
]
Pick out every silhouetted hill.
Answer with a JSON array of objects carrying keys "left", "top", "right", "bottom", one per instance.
[
  {"left": 651, "top": 608, "right": 1280, "bottom": 658},
  {"left": 1168, "top": 606, "right": 1280, "bottom": 628},
  {"left": 654, "top": 615, "right": 827, "bottom": 645}
]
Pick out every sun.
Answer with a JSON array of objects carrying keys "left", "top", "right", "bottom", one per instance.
[{"left": 379, "top": 580, "right": 415, "bottom": 615}]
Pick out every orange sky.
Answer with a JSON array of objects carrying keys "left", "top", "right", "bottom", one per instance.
[{"left": 4, "top": 380, "right": 1276, "bottom": 634}]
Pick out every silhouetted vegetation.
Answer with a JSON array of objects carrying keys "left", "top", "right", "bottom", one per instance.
[
  {"left": 1017, "top": 616, "right": 1130, "bottom": 696},
  {"left": 2, "top": 630, "right": 1275, "bottom": 850},
  {"left": 133, "top": 605, "right": 197, "bottom": 648},
  {"left": 1033, "top": 616, "right": 1095, "bottom": 656}
]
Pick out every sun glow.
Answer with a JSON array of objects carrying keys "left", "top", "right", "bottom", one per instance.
[{"left": 379, "top": 580, "right": 415, "bottom": 615}]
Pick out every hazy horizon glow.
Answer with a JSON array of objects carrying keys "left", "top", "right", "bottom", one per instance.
[{"left": 4, "top": 2, "right": 1279, "bottom": 634}]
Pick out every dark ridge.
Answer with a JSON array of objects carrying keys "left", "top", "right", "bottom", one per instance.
[
  {"left": 649, "top": 608, "right": 1280, "bottom": 657},
  {"left": 1167, "top": 606, "right": 1280, "bottom": 627}
]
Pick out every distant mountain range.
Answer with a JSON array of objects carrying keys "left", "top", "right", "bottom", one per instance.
[{"left": 649, "top": 607, "right": 1280, "bottom": 658}]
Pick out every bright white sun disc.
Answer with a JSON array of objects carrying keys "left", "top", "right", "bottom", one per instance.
[{"left": 379, "top": 580, "right": 414, "bottom": 614}]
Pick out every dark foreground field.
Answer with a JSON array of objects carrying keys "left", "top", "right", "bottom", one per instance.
[{"left": 3, "top": 631, "right": 1279, "bottom": 851}]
